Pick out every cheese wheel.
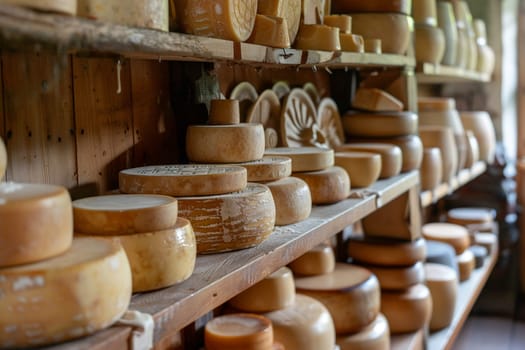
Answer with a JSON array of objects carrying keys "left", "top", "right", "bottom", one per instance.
[
  {"left": 209, "top": 99, "right": 241, "bottom": 125},
  {"left": 334, "top": 151, "right": 381, "bottom": 188},
  {"left": 469, "top": 245, "right": 487, "bottom": 269},
  {"left": 205, "top": 313, "right": 274, "bottom": 350},
  {"left": 336, "top": 313, "right": 390, "bottom": 350},
  {"left": 350, "top": 13, "right": 411, "bottom": 54},
  {"left": 265, "top": 177, "right": 312, "bottom": 225},
  {"left": 77, "top": 218, "right": 196, "bottom": 292},
  {"left": 119, "top": 164, "right": 247, "bottom": 197},
  {"left": 264, "top": 147, "right": 334, "bottom": 172},
  {"left": 339, "top": 33, "right": 365, "bottom": 52},
  {"left": 422, "top": 223, "right": 470, "bottom": 255},
  {"left": 230, "top": 81, "right": 259, "bottom": 123},
  {"left": 447, "top": 207, "right": 496, "bottom": 227},
  {"left": 73, "top": 194, "right": 178, "bottom": 235},
  {"left": 456, "top": 249, "right": 475, "bottom": 282},
  {"left": 293, "top": 166, "right": 350, "bottom": 204},
  {"left": 381, "top": 284, "right": 433, "bottom": 334},
  {"left": 295, "top": 263, "right": 381, "bottom": 334},
  {"left": 229, "top": 267, "right": 295, "bottom": 312},
  {"left": 0, "top": 238, "right": 132, "bottom": 348},
  {"left": 262, "top": 294, "right": 336, "bottom": 350},
  {"left": 237, "top": 157, "right": 292, "bottom": 182},
  {"left": 324, "top": 15, "right": 352, "bottom": 34},
  {"left": 257, "top": 0, "right": 302, "bottom": 43},
  {"left": 420, "top": 147, "right": 443, "bottom": 191},
  {"left": 425, "top": 240, "right": 459, "bottom": 275},
  {"left": 3, "top": 0, "right": 76, "bottom": 15},
  {"left": 174, "top": 0, "right": 257, "bottom": 41},
  {"left": 247, "top": 14, "right": 291, "bottom": 48},
  {"left": 351, "top": 88, "right": 404, "bottom": 113},
  {"left": 336, "top": 143, "right": 402, "bottom": 179},
  {"left": 363, "top": 262, "right": 425, "bottom": 291},
  {"left": 474, "top": 232, "right": 497, "bottom": 255},
  {"left": 342, "top": 111, "right": 418, "bottom": 137},
  {"left": 186, "top": 123, "right": 265, "bottom": 163},
  {"left": 294, "top": 24, "right": 341, "bottom": 51},
  {"left": 301, "top": 0, "right": 323, "bottom": 25},
  {"left": 0, "top": 182, "right": 73, "bottom": 267},
  {"left": 288, "top": 243, "right": 335, "bottom": 276},
  {"left": 331, "top": 0, "right": 412, "bottom": 14},
  {"left": 0, "top": 136, "right": 6, "bottom": 181},
  {"left": 424, "top": 263, "right": 458, "bottom": 331},
  {"left": 178, "top": 183, "right": 275, "bottom": 254},
  {"left": 348, "top": 236, "right": 426, "bottom": 267},
  {"left": 364, "top": 38, "right": 382, "bottom": 54}
]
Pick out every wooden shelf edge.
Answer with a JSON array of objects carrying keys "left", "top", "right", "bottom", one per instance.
[{"left": 416, "top": 62, "right": 491, "bottom": 83}]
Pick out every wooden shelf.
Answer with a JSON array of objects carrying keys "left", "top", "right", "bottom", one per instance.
[{"left": 416, "top": 63, "right": 491, "bottom": 83}]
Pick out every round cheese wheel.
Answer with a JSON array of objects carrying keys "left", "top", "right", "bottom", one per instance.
[
  {"left": 342, "top": 111, "right": 418, "bottom": 137},
  {"left": 334, "top": 151, "right": 381, "bottom": 188},
  {"left": 229, "top": 267, "right": 295, "bottom": 312},
  {"left": 0, "top": 182, "right": 73, "bottom": 267},
  {"left": 119, "top": 164, "right": 247, "bottom": 197},
  {"left": 0, "top": 237, "right": 132, "bottom": 348},
  {"left": 264, "top": 147, "right": 334, "bottom": 172},
  {"left": 262, "top": 294, "right": 336, "bottom": 350},
  {"left": 295, "top": 24, "right": 341, "bottom": 51},
  {"left": 350, "top": 13, "right": 411, "bottom": 54},
  {"left": 456, "top": 249, "right": 475, "bottom": 282},
  {"left": 474, "top": 232, "right": 497, "bottom": 255},
  {"left": 205, "top": 313, "right": 274, "bottom": 350},
  {"left": 293, "top": 166, "right": 350, "bottom": 204},
  {"left": 178, "top": 183, "right": 275, "bottom": 254},
  {"left": 257, "top": 0, "right": 301, "bottom": 43},
  {"left": 77, "top": 218, "right": 196, "bottom": 292},
  {"left": 237, "top": 157, "right": 292, "bottom": 182},
  {"left": 348, "top": 236, "right": 426, "bottom": 267},
  {"left": 288, "top": 243, "right": 335, "bottom": 276},
  {"left": 422, "top": 223, "right": 470, "bottom": 255},
  {"left": 425, "top": 240, "right": 459, "bottom": 275},
  {"left": 73, "top": 194, "right": 178, "bottom": 235},
  {"left": 186, "top": 123, "right": 265, "bottom": 163},
  {"left": 381, "top": 284, "right": 433, "bottom": 334},
  {"left": 0, "top": 136, "right": 6, "bottom": 181},
  {"left": 339, "top": 33, "right": 365, "bottom": 52},
  {"left": 331, "top": 0, "right": 412, "bottom": 14},
  {"left": 470, "top": 245, "right": 488, "bottom": 268},
  {"left": 4, "top": 0, "right": 76, "bottom": 15},
  {"left": 420, "top": 147, "right": 443, "bottom": 191},
  {"left": 363, "top": 262, "right": 425, "bottom": 291},
  {"left": 247, "top": 14, "right": 291, "bottom": 48},
  {"left": 336, "top": 143, "right": 402, "bottom": 179},
  {"left": 447, "top": 207, "right": 496, "bottom": 227},
  {"left": 265, "top": 176, "right": 312, "bottom": 225},
  {"left": 324, "top": 15, "right": 352, "bottom": 34},
  {"left": 425, "top": 263, "right": 458, "bottom": 331},
  {"left": 209, "top": 99, "right": 241, "bottom": 125},
  {"left": 295, "top": 263, "right": 381, "bottom": 334},
  {"left": 336, "top": 313, "right": 390, "bottom": 350}
]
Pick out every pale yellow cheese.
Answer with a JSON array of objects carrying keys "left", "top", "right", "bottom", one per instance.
[
  {"left": 351, "top": 88, "right": 404, "bottom": 113},
  {"left": 186, "top": 123, "right": 265, "bottom": 163},
  {"left": 336, "top": 313, "right": 390, "bottom": 350},
  {"left": 177, "top": 183, "right": 275, "bottom": 254},
  {"left": 73, "top": 194, "right": 178, "bottom": 235},
  {"left": 0, "top": 136, "right": 6, "bottom": 181},
  {"left": 474, "top": 232, "right": 497, "bottom": 255},
  {"left": 420, "top": 147, "right": 443, "bottom": 191},
  {"left": 288, "top": 243, "right": 335, "bottom": 276},
  {"left": 334, "top": 151, "right": 381, "bottom": 188},
  {"left": 447, "top": 207, "right": 495, "bottom": 227},
  {"left": 293, "top": 166, "right": 350, "bottom": 204},
  {"left": 456, "top": 249, "right": 475, "bottom": 282},
  {"left": 295, "top": 263, "right": 381, "bottom": 334},
  {"left": 419, "top": 125, "right": 458, "bottom": 182},
  {"left": 294, "top": 24, "right": 341, "bottom": 51},
  {"left": 348, "top": 236, "right": 427, "bottom": 267},
  {"left": 363, "top": 262, "right": 425, "bottom": 291},
  {"left": 229, "top": 267, "right": 295, "bottom": 312},
  {"left": 335, "top": 143, "right": 402, "bottom": 179},
  {"left": 339, "top": 33, "right": 365, "bottom": 52},
  {"left": 342, "top": 111, "right": 418, "bottom": 137},
  {"left": 237, "top": 156, "right": 292, "bottom": 182},
  {"left": 3, "top": 0, "right": 76, "bottom": 15},
  {"left": 119, "top": 164, "right": 247, "bottom": 197},
  {"left": 209, "top": 99, "right": 241, "bottom": 125},
  {"left": 422, "top": 222, "right": 470, "bottom": 255},
  {"left": 0, "top": 238, "right": 132, "bottom": 348},
  {"left": 257, "top": 0, "right": 302, "bottom": 43},
  {"left": 464, "top": 130, "right": 480, "bottom": 168},
  {"left": 364, "top": 39, "right": 382, "bottom": 54},
  {"left": 247, "top": 14, "right": 291, "bottom": 48},
  {"left": 265, "top": 176, "right": 312, "bottom": 225},
  {"left": 0, "top": 182, "right": 73, "bottom": 267},
  {"left": 264, "top": 147, "right": 334, "bottom": 172},
  {"left": 324, "top": 15, "right": 352, "bottom": 34},
  {"left": 425, "top": 263, "right": 458, "bottom": 331}
]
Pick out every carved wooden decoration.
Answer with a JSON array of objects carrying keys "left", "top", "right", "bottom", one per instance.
[
  {"left": 230, "top": 81, "right": 259, "bottom": 122},
  {"left": 246, "top": 89, "right": 282, "bottom": 148},
  {"left": 317, "top": 97, "right": 345, "bottom": 148},
  {"left": 272, "top": 81, "right": 291, "bottom": 100}
]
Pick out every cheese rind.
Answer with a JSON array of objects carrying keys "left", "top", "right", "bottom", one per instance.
[
  {"left": 336, "top": 313, "right": 390, "bottom": 350},
  {"left": 323, "top": 15, "right": 352, "bottom": 34},
  {"left": 348, "top": 236, "right": 427, "bottom": 267},
  {"left": 425, "top": 263, "right": 458, "bottom": 331},
  {"left": 336, "top": 143, "right": 402, "bottom": 179},
  {"left": 3, "top": 0, "right": 76, "bottom": 15},
  {"left": 363, "top": 262, "right": 425, "bottom": 291},
  {"left": 334, "top": 151, "right": 381, "bottom": 188},
  {"left": 293, "top": 166, "right": 350, "bottom": 204},
  {"left": 294, "top": 24, "right": 341, "bottom": 51},
  {"left": 422, "top": 223, "right": 470, "bottom": 255},
  {"left": 288, "top": 243, "right": 335, "bottom": 276},
  {"left": 339, "top": 33, "right": 365, "bottom": 52},
  {"left": 0, "top": 136, "right": 6, "bottom": 180},
  {"left": 238, "top": 157, "right": 292, "bottom": 182},
  {"left": 257, "top": 0, "right": 301, "bottom": 43},
  {"left": 265, "top": 176, "right": 312, "bottom": 225},
  {"left": 456, "top": 249, "right": 475, "bottom": 282},
  {"left": 264, "top": 147, "right": 334, "bottom": 172},
  {"left": 247, "top": 14, "right": 291, "bottom": 48},
  {"left": 209, "top": 99, "right": 241, "bottom": 125},
  {"left": 351, "top": 88, "right": 404, "bottom": 112},
  {"left": 343, "top": 111, "right": 418, "bottom": 137}
]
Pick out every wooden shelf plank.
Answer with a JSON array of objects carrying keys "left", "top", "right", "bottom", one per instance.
[
  {"left": 368, "top": 170, "right": 419, "bottom": 207},
  {"left": 391, "top": 328, "right": 425, "bottom": 350},
  {"left": 416, "top": 63, "right": 491, "bottom": 83}
]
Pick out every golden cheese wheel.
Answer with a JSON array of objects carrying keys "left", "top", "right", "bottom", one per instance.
[
  {"left": 294, "top": 24, "right": 341, "bottom": 51},
  {"left": 456, "top": 249, "right": 475, "bottom": 282},
  {"left": 348, "top": 236, "right": 427, "bottom": 267},
  {"left": 295, "top": 263, "right": 381, "bottom": 334},
  {"left": 0, "top": 182, "right": 73, "bottom": 267},
  {"left": 178, "top": 183, "right": 275, "bottom": 254},
  {"left": 293, "top": 166, "right": 350, "bottom": 204},
  {"left": 446, "top": 207, "right": 496, "bottom": 227},
  {"left": 336, "top": 143, "right": 403, "bottom": 179},
  {"left": 331, "top": 0, "right": 412, "bottom": 14},
  {"left": 336, "top": 313, "right": 390, "bottom": 350},
  {"left": 363, "top": 262, "right": 425, "bottom": 291},
  {"left": 247, "top": 14, "right": 291, "bottom": 48},
  {"left": 334, "top": 151, "right": 381, "bottom": 188},
  {"left": 419, "top": 125, "right": 458, "bottom": 182},
  {"left": 229, "top": 267, "right": 296, "bottom": 312},
  {"left": 119, "top": 164, "right": 247, "bottom": 197},
  {"left": 420, "top": 147, "right": 443, "bottom": 191},
  {"left": 424, "top": 263, "right": 458, "bottom": 331},
  {"left": 73, "top": 194, "right": 178, "bottom": 235},
  {"left": 209, "top": 99, "right": 241, "bottom": 125},
  {"left": 186, "top": 123, "right": 265, "bottom": 163},
  {"left": 288, "top": 243, "right": 335, "bottom": 276},
  {"left": 237, "top": 157, "right": 292, "bottom": 182},
  {"left": 351, "top": 88, "right": 404, "bottom": 113},
  {"left": 0, "top": 136, "right": 6, "bottom": 181},
  {"left": 265, "top": 176, "right": 312, "bottom": 225},
  {"left": 339, "top": 33, "right": 365, "bottom": 52},
  {"left": 0, "top": 238, "right": 132, "bottom": 348},
  {"left": 351, "top": 13, "right": 412, "bottom": 54},
  {"left": 342, "top": 111, "right": 418, "bottom": 138},
  {"left": 257, "top": 0, "right": 302, "bottom": 43},
  {"left": 474, "top": 232, "right": 497, "bottom": 255},
  {"left": 4, "top": 0, "right": 76, "bottom": 15},
  {"left": 264, "top": 147, "right": 334, "bottom": 172},
  {"left": 414, "top": 24, "right": 446, "bottom": 64},
  {"left": 422, "top": 222, "right": 470, "bottom": 255},
  {"left": 324, "top": 14, "right": 352, "bottom": 34}
]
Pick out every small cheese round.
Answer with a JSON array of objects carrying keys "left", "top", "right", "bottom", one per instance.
[
  {"left": 295, "top": 263, "right": 381, "bottom": 334},
  {"left": 324, "top": 15, "right": 352, "bottom": 34},
  {"left": 422, "top": 223, "right": 470, "bottom": 255},
  {"left": 265, "top": 177, "right": 312, "bottom": 225},
  {"left": 237, "top": 157, "right": 292, "bottom": 182},
  {"left": 294, "top": 24, "right": 341, "bottom": 51},
  {"left": 334, "top": 151, "right": 381, "bottom": 188},
  {"left": 288, "top": 244, "right": 335, "bottom": 276},
  {"left": 0, "top": 136, "right": 6, "bottom": 181},
  {"left": 336, "top": 143, "right": 402, "bottom": 179},
  {"left": 209, "top": 99, "right": 241, "bottom": 125},
  {"left": 229, "top": 267, "right": 295, "bottom": 312},
  {"left": 4, "top": 0, "right": 76, "bottom": 15},
  {"left": 424, "top": 263, "right": 458, "bottom": 331},
  {"left": 264, "top": 147, "right": 334, "bottom": 172},
  {"left": 186, "top": 123, "right": 265, "bottom": 163},
  {"left": 336, "top": 313, "right": 390, "bottom": 350},
  {"left": 247, "top": 14, "right": 291, "bottom": 48},
  {"left": 425, "top": 240, "right": 459, "bottom": 275},
  {"left": 0, "top": 182, "right": 73, "bottom": 267},
  {"left": 293, "top": 166, "right": 350, "bottom": 204},
  {"left": 447, "top": 207, "right": 496, "bottom": 227},
  {"left": 178, "top": 183, "right": 275, "bottom": 254},
  {"left": 363, "top": 262, "right": 425, "bottom": 291},
  {"left": 119, "top": 164, "right": 247, "bottom": 197},
  {"left": 342, "top": 111, "right": 418, "bottom": 137},
  {"left": 339, "top": 33, "right": 365, "bottom": 52},
  {"left": 348, "top": 236, "right": 426, "bottom": 267},
  {"left": 73, "top": 194, "right": 178, "bottom": 235},
  {"left": 0, "top": 237, "right": 132, "bottom": 348},
  {"left": 456, "top": 249, "right": 475, "bottom": 282}
]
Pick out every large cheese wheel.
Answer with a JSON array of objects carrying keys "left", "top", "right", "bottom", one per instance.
[
  {"left": 264, "top": 147, "right": 334, "bottom": 172},
  {"left": 238, "top": 157, "right": 292, "bottom": 182},
  {"left": 262, "top": 294, "right": 336, "bottom": 350},
  {"left": 178, "top": 183, "right": 275, "bottom": 254},
  {"left": 422, "top": 223, "right": 470, "bottom": 255},
  {"left": 292, "top": 166, "right": 350, "bottom": 204},
  {"left": 0, "top": 136, "right": 6, "bottom": 181},
  {"left": 324, "top": 14, "right": 352, "bottom": 34},
  {"left": 73, "top": 194, "right": 178, "bottom": 235},
  {"left": 3, "top": 0, "right": 76, "bottom": 15},
  {"left": 265, "top": 176, "right": 312, "bottom": 225},
  {"left": 247, "top": 14, "right": 291, "bottom": 48},
  {"left": 342, "top": 111, "right": 418, "bottom": 137},
  {"left": 456, "top": 249, "right": 475, "bottom": 282},
  {"left": 425, "top": 240, "right": 459, "bottom": 275},
  {"left": 174, "top": 0, "right": 257, "bottom": 41},
  {"left": 348, "top": 236, "right": 427, "bottom": 267},
  {"left": 381, "top": 284, "right": 433, "bottom": 334},
  {"left": 294, "top": 24, "right": 341, "bottom": 51},
  {"left": 257, "top": 0, "right": 302, "bottom": 43},
  {"left": 425, "top": 263, "right": 458, "bottom": 331},
  {"left": 229, "top": 267, "right": 295, "bottom": 312},
  {"left": 0, "top": 182, "right": 73, "bottom": 267},
  {"left": 0, "top": 238, "right": 132, "bottom": 348},
  {"left": 77, "top": 218, "right": 196, "bottom": 292},
  {"left": 336, "top": 143, "right": 403, "bottom": 179},
  {"left": 334, "top": 151, "right": 381, "bottom": 188},
  {"left": 363, "top": 262, "right": 425, "bottom": 291},
  {"left": 205, "top": 313, "right": 274, "bottom": 350},
  {"left": 351, "top": 13, "right": 411, "bottom": 54},
  {"left": 295, "top": 263, "right": 381, "bottom": 334},
  {"left": 336, "top": 313, "right": 390, "bottom": 350},
  {"left": 351, "top": 88, "right": 404, "bottom": 113},
  {"left": 186, "top": 123, "right": 265, "bottom": 163},
  {"left": 119, "top": 164, "right": 247, "bottom": 197},
  {"left": 447, "top": 207, "right": 496, "bottom": 227},
  {"left": 288, "top": 243, "right": 335, "bottom": 276}
]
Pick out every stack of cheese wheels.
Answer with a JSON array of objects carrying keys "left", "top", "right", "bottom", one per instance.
[
  {"left": 424, "top": 263, "right": 458, "bottom": 331},
  {"left": 1, "top": 0, "right": 76, "bottom": 15},
  {"left": 73, "top": 194, "right": 197, "bottom": 292},
  {"left": 324, "top": 13, "right": 366, "bottom": 53},
  {"left": 335, "top": 143, "right": 403, "bottom": 180},
  {"left": 413, "top": 0, "right": 446, "bottom": 64}
]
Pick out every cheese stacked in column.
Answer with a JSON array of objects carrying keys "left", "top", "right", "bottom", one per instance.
[{"left": 424, "top": 263, "right": 458, "bottom": 331}]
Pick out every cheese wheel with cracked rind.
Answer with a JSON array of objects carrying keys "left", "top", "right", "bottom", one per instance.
[
  {"left": 351, "top": 88, "right": 404, "bottom": 112},
  {"left": 336, "top": 143, "right": 402, "bottom": 179},
  {"left": 336, "top": 313, "right": 390, "bottom": 350},
  {"left": 229, "top": 267, "right": 295, "bottom": 312},
  {"left": 348, "top": 236, "right": 426, "bottom": 267},
  {"left": 295, "top": 263, "right": 381, "bottom": 334},
  {"left": 422, "top": 222, "right": 470, "bottom": 255},
  {"left": 0, "top": 182, "right": 73, "bottom": 267},
  {"left": 4, "top": 0, "right": 76, "bottom": 15},
  {"left": 0, "top": 237, "right": 132, "bottom": 348},
  {"left": 178, "top": 183, "right": 275, "bottom": 254},
  {"left": 265, "top": 176, "right": 311, "bottom": 225},
  {"left": 247, "top": 14, "right": 291, "bottom": 48},
  {"left": 363, "top": 262, "right": 425, "bottom": 291},
  {"left": 324, "top": 15, "right": 352, "bottom": 34},
  {"left": 295, "top": 24, "right": 341, "bottom": 51},
  {"left": 258, "top": 0, "right": 301, "bottom": 43},
  {"left": 342, "top": 111, "right": 418, "bottom": 137},
  {"left": 293, "top": 166, "right": 350, "bottom": 204},
  {"left": 237, "top": 157, "right": 292, "bottom": 182},
  {"left": 0, "top": 137, "right": 6, "bottom": 181},
  {"left": 334, "top": 151, "right": 381, "bottom": 188},
  {"left": 77, "top": 218, "right": 196, "bottom": 292},
  {"left": 264, "top": 147, "right": 334, "bottom": 172},
  {"left": 425, "top": 263, "right": 458, "bottom": 331},
  {"left": 119, "top": 164, "right": 247, "bottom": 197},
  {"left": 456, "top": 249, "right": 475, "bottom": 282},
  {"left": 73, "top": 194, "right": 178, "bottom": 235},
  {"left": 288, "top": 243, "right": 335, "bottom": 276}
]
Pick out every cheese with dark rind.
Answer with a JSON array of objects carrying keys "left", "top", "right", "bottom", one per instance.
[
  {"left": 237, "top": 157, "right": 292, "bottom": 182},
  {"left": 288, "top": 243, "right": 335, "bottom": 276},
  {"left": 293, "top": 166, "right": 350, "bottom": 204},
  {"left": 265, "top": 177, "right": 312, "bottom": 225},
  {"left": 335, "top": 143, "right": 402, "bottom": 179},
  {"left": 336, "top": 313, "right": 390, "bottom": 350},
  {"left": 264, "top": 147, "right": 334, "bottom": 172},
  {"left": 348, "top": 236, "right": 427, "bottom": 267}
]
